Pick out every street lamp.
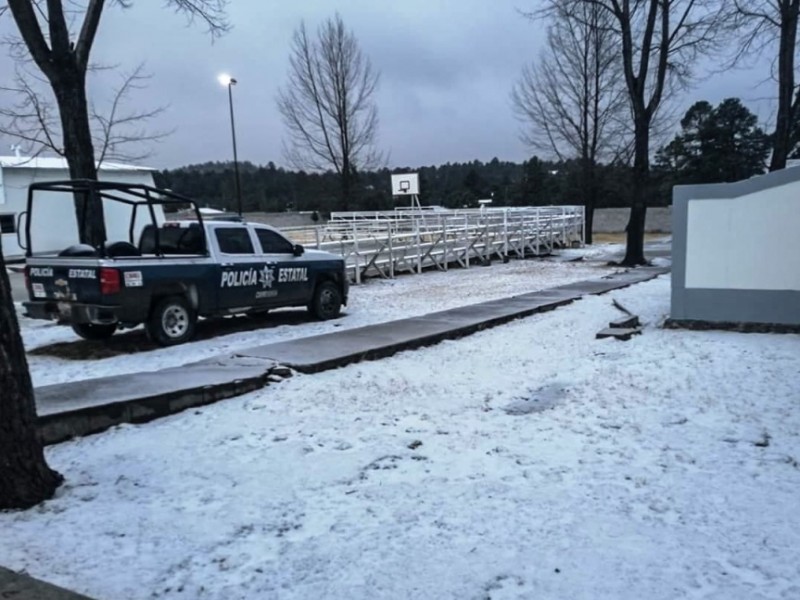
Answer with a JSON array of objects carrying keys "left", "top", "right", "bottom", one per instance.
[{"left": 218, "top": 73, "right": 242, "bottom": 216}]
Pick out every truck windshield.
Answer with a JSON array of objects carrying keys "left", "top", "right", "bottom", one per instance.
[{"left": 139, "top": 224, "right": 206, "bottom": 255}]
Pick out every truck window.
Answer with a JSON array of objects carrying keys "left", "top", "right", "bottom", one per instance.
[
  {"left": 255, "top": 229, "right": 294, "bottom": 254},
  {"left": 139, "top": 224, "right": 205, "bottom": 255},
  {"left": 0, "top": 214, "right": 15, "bottom": 233},
  {"left": 215, "top": 227, "right": 255, "bottom": 254}
]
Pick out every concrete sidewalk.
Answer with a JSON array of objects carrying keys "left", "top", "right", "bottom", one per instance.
[
  {"left": 35, "top": 265, "right": 669, "bottom": 445},
  {"left": 0, "top": 567, "right": 95, "bottom": 600}
]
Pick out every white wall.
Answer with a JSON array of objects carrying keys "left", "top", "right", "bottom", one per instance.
[
  {"left": 685, "top": 181, "right": 800, "bottom": 291},
  {"left": 0, "top": 168, "right": 160, "bottom": 258}
]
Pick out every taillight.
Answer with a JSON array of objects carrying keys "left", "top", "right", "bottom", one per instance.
[{"left": 100, "top": 268, "right": 121, "bottom": 295}]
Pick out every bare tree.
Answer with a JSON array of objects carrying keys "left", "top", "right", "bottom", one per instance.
[
  {"left": 513, "top": 3, "right": 627, "bottom": 243},
  {"left": 5, "top": 0, "right": 228, "bottom": 246},
  {"left": 0, "top": 63, "right": 171, "bottom": 164},
  {"left": 728, "top": 1, "right": 800, "bottom": 171},
  {"left": 543, "top": 0, "right": 725, "bottom": 265},
  {"left": 277, "top": 14, "right": 383, "bottom": 209},
  {"left": 0, "top": 0, "right": 227, "bottom": 510}
]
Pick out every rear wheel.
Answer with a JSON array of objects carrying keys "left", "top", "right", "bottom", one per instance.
[
  {"left": 71, "top": 322, "right": 117, "bottom": 341},
  {"left": 308, "top": 281, "right": 342, "bottom": 320},
  {"left": 146, "top": 296, "right": 197, "bottom": 346}
]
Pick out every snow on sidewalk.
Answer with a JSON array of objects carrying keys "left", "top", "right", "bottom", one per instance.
[{"left": 3, "top": 274, "right": 799, "bottom": 600}]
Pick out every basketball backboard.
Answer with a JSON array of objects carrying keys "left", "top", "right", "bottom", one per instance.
[{"left": 391, "top": 173, "right": 419, "bottom": 196}]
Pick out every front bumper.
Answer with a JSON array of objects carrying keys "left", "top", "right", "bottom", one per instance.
[{"left": 23, "top": 301, "right": 121, "bottom": 325}]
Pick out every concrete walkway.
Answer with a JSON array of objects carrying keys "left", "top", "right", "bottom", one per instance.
[
  {"left": 35, "top": 265, "right": 669, "bottom": 445},
  {"left": 0, "top": 566, "right": 94, "bottom": 600}
]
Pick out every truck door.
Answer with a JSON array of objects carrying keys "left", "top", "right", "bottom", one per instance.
[
  {"left": 254, "top": 227, "right": 312, "bottom": 306},
  {"left": 212, "top": 225, "right": 264, "bottom": 312}
]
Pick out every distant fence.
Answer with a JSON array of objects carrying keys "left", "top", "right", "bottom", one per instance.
[{"left": 283, "top": 206, "right": 584, "bottom": 283}]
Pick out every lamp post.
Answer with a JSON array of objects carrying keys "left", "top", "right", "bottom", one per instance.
[{"left": 218, "top": 73, "right": 242, "bottom": 216}]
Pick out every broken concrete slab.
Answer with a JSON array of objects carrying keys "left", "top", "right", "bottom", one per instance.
[
  {"left": 0, "top": 567, "right": 95, "bottom": 600},
  {"left": 609, "top": 315, "right": 641, "bottom": 329},
  {"left": 596, "top": 327, "right": 643, "bottom": 341}
]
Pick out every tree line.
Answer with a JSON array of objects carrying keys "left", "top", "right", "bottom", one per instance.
[
  {"left": 154, "top": 157, "right": 653, "bottom": 215},
  {"left": 156, "top": 93, "right": 773, "bottom": 218}
]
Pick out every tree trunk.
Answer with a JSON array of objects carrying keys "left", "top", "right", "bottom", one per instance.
[
  {"left": 623, "top": 200, "right": 647, "bottom": 265},
  {"left": 0, "top": 249, "right": 63, "bottom": 509},
  {"left": 340, "top": 157, "right": 354, "bottom": 212},
  {"left": 52, "top": 70, "right": 106, "bottom": 246},
  {"left": 769, "top": 4, "right": 798, "bottom": 172},
  {"left": 622, "top": 117, "right": 649, "bottom": 266}
]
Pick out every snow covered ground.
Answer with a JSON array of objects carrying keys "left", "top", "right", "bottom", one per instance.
[
  {"left": 4, "top": 249, "right": 800, "bottom": 600},
  {"left": 19, "top": 255, "right": 622, "bottom": 386}
]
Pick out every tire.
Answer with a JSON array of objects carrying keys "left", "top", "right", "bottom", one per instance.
[
  {"left": 308, "top": 281, "right": 342, "bottom": 320},
  {"left": 71, "top": 322, "right": 117, "bottom": 341},
  {"left": 146, "top": 295, "right": 197, "bottom": 346}
]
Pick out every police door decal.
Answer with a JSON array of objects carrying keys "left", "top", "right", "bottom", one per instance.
[
  {"left": 277, "top": 267, "right": 308, "bottom": 283},
  {"left": 220, "top": 264, "right": 278, "bottom": 301},
  {"left": 219, "top": 261, "right": 314, "bottom": 310}
]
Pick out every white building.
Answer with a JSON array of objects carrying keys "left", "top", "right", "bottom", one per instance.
[
  {"left": 0, "top": 156, "right": 158, "bottom": 259},
  {"left": 671, "top": 167, "right": 800, "bottom": 326}
]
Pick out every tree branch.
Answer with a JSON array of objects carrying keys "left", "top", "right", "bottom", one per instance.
[
  {"left": 6, "top": 1, "right": 54, "bottom": 78},
  {"left": 76, "top": 0, "right": 105, "bottom": 70}
]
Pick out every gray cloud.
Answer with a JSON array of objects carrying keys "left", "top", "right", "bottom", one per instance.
[{"left": 0, "top": 1, "right": 783, "bottom": 170}]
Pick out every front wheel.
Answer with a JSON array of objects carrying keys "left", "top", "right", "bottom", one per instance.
[
  {"left": 308, "top": 281, "right": 342, "bottom": 320},
  {"left": 146, "top": 296, "right": 197, "bottom": 346},
  {"left": 71, "top": 322, "right": 117, "bottom": 341}
]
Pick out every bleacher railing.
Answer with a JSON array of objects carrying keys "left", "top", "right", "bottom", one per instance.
[{"left": 281, "top": 206, "right": 585, "bottom": 283}]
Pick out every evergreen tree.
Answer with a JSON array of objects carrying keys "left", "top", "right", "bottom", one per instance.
[{"left": 656, "top": 98, "right": 770, "bottom": 185}]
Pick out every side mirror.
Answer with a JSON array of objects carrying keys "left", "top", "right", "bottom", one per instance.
[
  {"left": 293, "top": 244, "right": 305, "bottom": 256},
  {"left": 16, "top": 211, "right": 28, "bottom": 251}
]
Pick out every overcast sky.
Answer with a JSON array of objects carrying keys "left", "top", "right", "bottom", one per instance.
[{"left": 0, "top": 1, "right": 779, "bottom": 170}]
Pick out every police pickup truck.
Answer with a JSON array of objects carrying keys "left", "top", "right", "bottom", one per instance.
[{"left": 21, "top": 180, "right": 348, "bottom": 346}]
